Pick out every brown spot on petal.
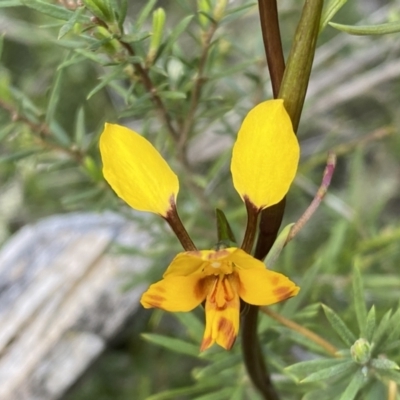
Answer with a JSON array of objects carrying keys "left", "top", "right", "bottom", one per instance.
[
  {"left": 273, "top": 286, "right": 293, "bottom": 300},
  {"left": 217, "top": 317, "right": 236, "bottom": 350},
  {"left": 155, "top": 286, "right": 166, "bottom": 293},
  {"left": 200, "top": 336, "right": 214, "bottom": 351},
  {"left": 195, "top": 277, "right": 211, "bottom": 299},
  {"left": 270, "top": 275, "right": 280, "bottom": 285},
  {"left": 144, "top": 294, "right": 165, "bottom": 308}
]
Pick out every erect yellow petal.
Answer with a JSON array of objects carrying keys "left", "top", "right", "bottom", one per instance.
[
  {"left": 140, "top": 273, "right": 207, "bottom": 312},
  {"left": 237, "top": 268, "right": 299, "bottom": 306},
  {"left": 163, "top": 252, "right": 207, "bottom": 278},
  {"left": 230, "top": 100, "right": 300, "bottom": 210},
  {"left": 201, "top": 275, "right": 240, "bottom": 351},
  {"left": 163, "top": 248, "right": 237, "bottom": 278},
  {"left": 229, "top": 248, "right": 266, "bottom": 270},
  {"left": 100, "top": 123, "right": 179, "bottom": 217}
]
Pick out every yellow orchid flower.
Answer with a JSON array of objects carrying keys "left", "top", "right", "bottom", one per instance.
[
  {"left": 99, "top": 99, "right": 300, "bottom": 351},
  {"left": 141, "top": 247, "right": 299, "bottom": 350}
]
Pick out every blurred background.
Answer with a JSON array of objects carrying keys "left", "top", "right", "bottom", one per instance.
[{"left": 1, "top": 0, "right": 400, "bottom": 399}]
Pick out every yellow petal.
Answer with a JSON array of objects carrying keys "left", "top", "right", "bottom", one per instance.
[
  {"left": 140, "top": 273, "right": 207, "bottom": 312},
  {"left": 100, "top": 123, "right": 179, "bottom": 217},
  {"left": 163, "top": 248, "right": 237, "bottom": 278},
  {"left": 201, "top": 276, "right": 240, "bottom": 351},
  {"left": 237, "top": 268, "right": 299, "bottom": 306},
  {"left": 229, "top": 248, "right": 266, "bottom": 270},
  {"left": 230, "top": 100, "right": 300, "bottom": 210},
  {"left": 163, "top": 252, "right": 207, "bottom": 278}
]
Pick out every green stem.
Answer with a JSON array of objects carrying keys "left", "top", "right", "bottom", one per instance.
[{"left": 279, "top": 0, "right": 323, "bottom": 131}]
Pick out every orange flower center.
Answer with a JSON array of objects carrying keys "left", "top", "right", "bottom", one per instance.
[{"left": 207, "top": 274, "right": 237, "bottom": 309}]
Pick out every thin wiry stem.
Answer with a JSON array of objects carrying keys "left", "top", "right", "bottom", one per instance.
[
  {"left": 164, "top": 202, "right": 197, "bottom": 251},
  {"left": 118, "top": 39, "right": 180, "bottom": 142},
  {"left": 261, "top": 307, "right": 339, "bottom": 357},
  {"left": 0, "top": 99, "right": 84, "bottom": 164},
  {"left": 178, "top": 21, "right": 218, "bottom": 152},
  {"left": 241, "top": 199, "right": 260, "bottom": 254},
  {"left": 257, "top": 0, "right": 285, "bottom": 97},
  {"left": 286, "top": 152, "right": 336, "bottom": 244}
]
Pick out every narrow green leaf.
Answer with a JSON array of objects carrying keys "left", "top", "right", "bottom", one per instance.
[
  {"left": 221, "top": 2, "right": 257, "bottom": 25},
  {"left": 286, "top": 358, "right": 345, "bottom": 380},
  {"left": 146, "top": 382, "right": 219, "bottom": 400},
  {"left": 141, "top": 333, "right": 200, "bottom": 357},
  {"left": 21, "top": 0, "right": 74, "bottom": 21},
  {"left": 193, "top": 388, "right": 234, "bottom": 400},
  {"left": 74, "top": 107, "right": 85, "bottom": 148},
  {"left": 136, "top": 0, "right": 157, "bottom": 29},
  {"left": 329, "top": 21, "right": 400, "bottom": 36},
  {"left": 301, "top": 360, "right": 356, "bottom": 383},
  {"left": 372, "top": 309, "right": 392, "bottom": 350},
  {"left": 45, "top": 59, "right": 66, "bottom": 126},
  {"left": 265, "top": 223, "right": 294, "bottom": 268},
  {"left": 338, "top": 368, "right": 366, "bottom": 400},
  {"left": 173, "top": 312, "right": 204, "bottom": 342},
  {"left": 74, "top": 48, "right": 108, "bottom": 65},
  {"left": 86, "top": 65, "right": 125, "bottom": 99},
  {"left": 384, "top": 308, "right": 400, "bottom": 344},
  {"left": 58, "top": 6, "right": 86, "bottom": 39},
  {"left": 158, "top": 90, "right": 186, "bottom": 99},
  {"left": 353, "top": 265, "right": 367, "bottom": 336},
  {"left": 0, "top": 149, "right": 43, "bottom": 164},
  {"left": 0, "top": 1, "right": 23, "bottom": 7},
  {"left": 120, "top": 32, "right": 151, "bottom": 44},
  {"left": 49, "top": 120, "right": 71, "bottom": 146},
  {"left": 117, "top": 0, "right": 128, "bottom": 27},
  {"left": 57, "top": 55, "right": 86, "bottom": 70},
  {"left": 82, "top": 0, "right": 112, "bottom": 22},
  {"left": 365, "top": 306, "right": 376, "bottom": 342},
  {"left": 320, "top": 0, "right": 347, "bottom": 32},
  {"left": 211, "top": 58, "right": 261, "bottom": 80},
  {"left": 274, "top": 327, "right": 334, "bottom": 356},
  {"left": 322, "top": 304, "right": 357, "bottom": 347},
  {"left": 215, "top": 209, "right": 237, "bottom": 247},
  {"left": 148, "top": 8, "right": 166, "bottom": 62},
  {"left": 375, "top": 369, "right": 400, "bottom": 385},
  {"left": 61, "top": 187, "right": 103, "bottom": 206},
  {"left": 162, "top": 15, "right": 194, "bottom": 55},
  {"left": 381, "top": 339, "right": 400, "bottom": 352},
  {"left": 0, "top": 123, "right": 15, "bottom": 143},
  {"left": 194, "top": 354, "right": 241, "bottom": 380},
  {"left": 370, "top": 358, "right": 399, "bottom": 371}
]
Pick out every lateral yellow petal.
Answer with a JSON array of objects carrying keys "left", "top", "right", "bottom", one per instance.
[
  {"left": 140, "top": 273, "right": 206, "bottom": 312},
  {"left": 163, "top": 252, "right": 205, "bottom": 278},
  {"left": 230, "top": 100, "right": 300, "bottom": 210},
  {"left": 100, "top": 123, "right": 179, "bottom": 216},
  {"left": 229, "top": 248, "right": 266, "bottom": 270},
  {"left": 237, "top": 268, "right": 299, "bottom": 306}
]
